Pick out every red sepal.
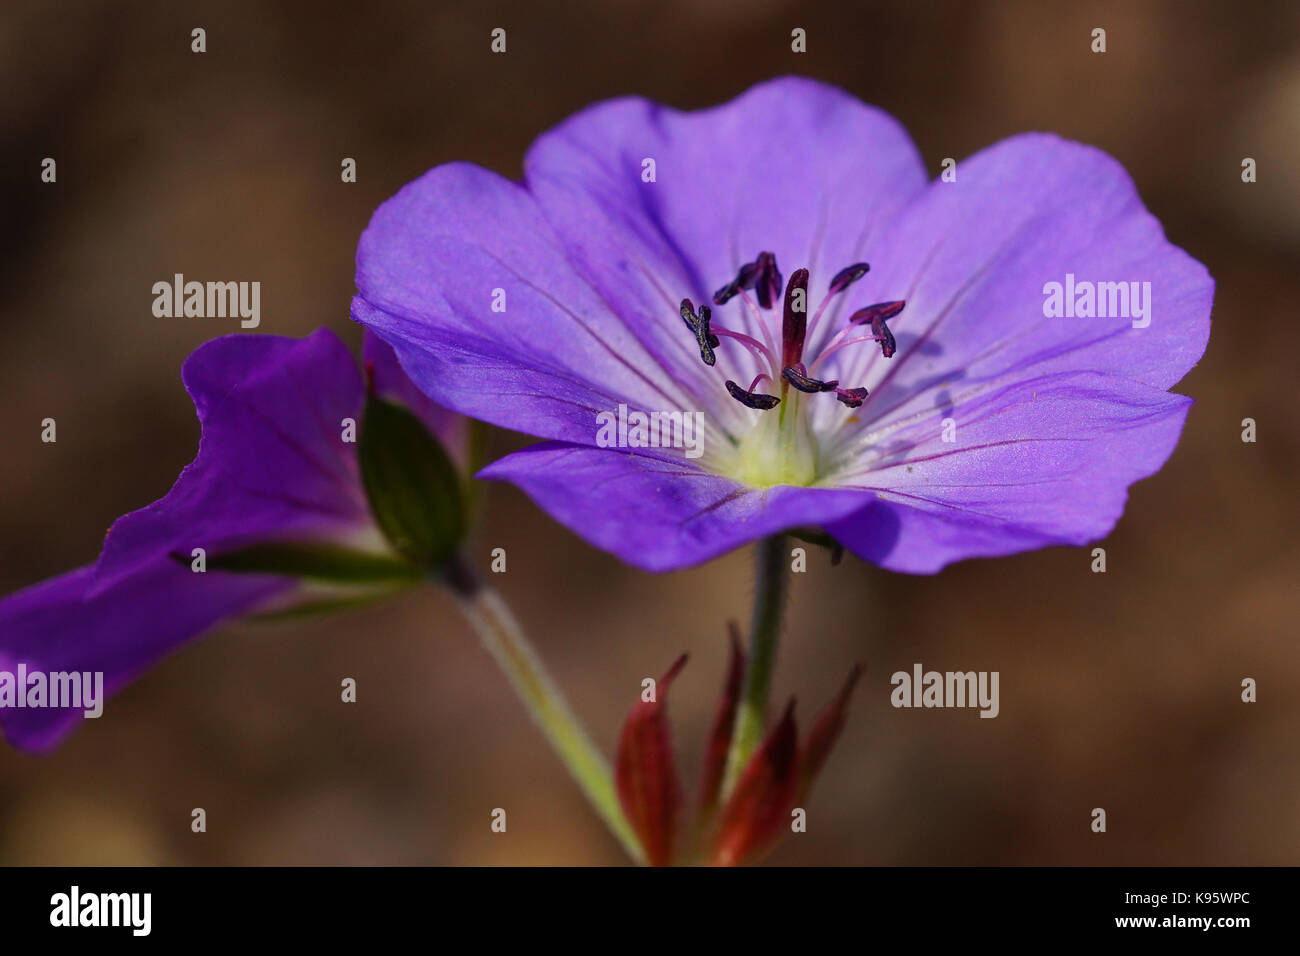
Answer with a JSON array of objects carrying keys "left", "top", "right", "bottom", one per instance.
[
  {"left": 615, "top": 654, "right": 687, "bottom": 866},
  {"left": 710, "top": 699, "right": 800, "bottom": 866}
]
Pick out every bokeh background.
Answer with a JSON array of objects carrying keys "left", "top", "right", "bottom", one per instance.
[{"left": 1, "top": 0, "right": 1296, "bottom": 865}]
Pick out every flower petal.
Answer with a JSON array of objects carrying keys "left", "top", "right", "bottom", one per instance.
[
  {"left": 352, "top": 162, "right": 709, "bottom": 446},
  {"left": 819, "top": 133, "right": 1212, "bottom": 430},
  {"left": 94, "top": 330, "right": 373, "bottom": 592},
  {"left": 0, "top": 329, "right": 397, "bottom": 751},
  {"left": 525, "top": 76, "right": 928, "bottom": 397},
  {"left": 478, "top": 444, "right": 872, "bottom": 572},
  {"left": 0, "top": 561, "right": 288, "bottom": 752},
  {"left": 823, "top": 370, "right": 1194, "bottom": 572}
]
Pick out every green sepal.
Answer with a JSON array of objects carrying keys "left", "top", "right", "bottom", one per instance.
[
  {"left": 358, "top": 395, "right": 467, "bottom": 569},
  {"left": 180, "top": 542, "right": 422, "bottom": 583}
]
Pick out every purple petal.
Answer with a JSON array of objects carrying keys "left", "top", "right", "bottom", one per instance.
[
  {"left": 94, "top": 329, "right": 373, "bottom": 592},
  {"left": 479, "top": 444, "right": 870, "bottom": 572},
  {"left": 0, "top": 329, "right": 386, "bottom": 751},
  {"left": 525, "top": 76, "right": 927, "bottom": 361},
  {"left": 352, "top": 164, "right": 702, "bottom": 447},
  {"left": 363, "top": 330, "right": 469, "bottom": 468},
  {"left": 819, "top": 133, "right": 1212, "bottom": 418},
  {"left": 822, "top": 371, "right": 1194, "bottom": 573},
  {"left": 0, "top": 561, "right": 289, "bottom": 752}
]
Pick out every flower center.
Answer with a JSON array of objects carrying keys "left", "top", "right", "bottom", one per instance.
[{"left": 680, "top": 251, "right": 904, "bottom": 487}]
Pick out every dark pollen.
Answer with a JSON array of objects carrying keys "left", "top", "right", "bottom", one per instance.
[
  {"left": 725, "top": 379, "right": 781, "bottom": 410},
  {"left": 782, "top": 365, "right": 838, "bottom": 393}
]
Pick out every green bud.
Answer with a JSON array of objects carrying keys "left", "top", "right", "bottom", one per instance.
[{"left": 357, "top": 395, "right": 467, "bottom": 570}]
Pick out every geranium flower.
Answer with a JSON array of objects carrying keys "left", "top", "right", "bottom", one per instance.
[
  {"left": 0, "top": 329, "right": 466, "bottom": 751},
  {"left": 351, "top": 76, "right": 1212, "bottom": 573}
]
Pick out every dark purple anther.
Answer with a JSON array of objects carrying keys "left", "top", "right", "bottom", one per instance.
[
  {"left": 699, "top": 306, "right": 719, "bottom": 346},
  {"left": 782, "top": 365, "right": 839, "bottom": 393},
  {"left": 873, "top": 317, "right": 897, "bottom": 358},
  {"left": 754, "top": 252, "right": 783, "bottom": 310},
  {"left": 835, "top": 386, "right": 868, "bottom": 408},
  {"left": 828, "top": 262, "right": 870, "bottom": 295},
  {"left": 680, "top": 298, "right": 698, "bottom": 331},
  {"left": 725, "top": 379, "right": 781, "bottom": 410},
  {"left": 781, "top": 268, "right": 810, "bottom": 370},
  {"left": 848, "top": 300, "right": 904, "bottom": 358},
  {"left": 680, "top": 298, "right": 720, "bottom": 366},
  {"left": 712, "top": 252, "right": 783, "bottom": 308},
  {"left": 712, "top": 260, "right": 761, "bottom": 305},
  {"left": 848, "top": 300, "right": 905, "bottom": 325}
]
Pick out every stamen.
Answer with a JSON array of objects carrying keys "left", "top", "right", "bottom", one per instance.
[
  {"left": 848, "top": 300, "right": 904, "bottom": 358},
  {"left": 711, "top": 325, "right": 773, "bottom": 365},
  {"left": 848, "top": 300, "right": 905, "bottom": 324},
  {"left": 827, "top": 262, "right": 870, "bottom": 295},
  {"left": 712, "top": 260, "right": 761, "bottom": 305},
  {"left": 725, "top": 379, "right": 781, "bottom": 410},
  {"left": 782, "top": 365, "right": 838, "bottom": 393},
  {"left": 680, "top": 298, "right": 721, "bottom": 366},
  {"left": 835, "top": 386, "right": 868, "bottom": 408},
  {"left": 807, "top": 261, "right": 871, "bottom": 346},
  {"left": 712, "top": 252, "right": 783, "bottom": 309},
  {"left": 736, "top": 288, "right": 779, "bottom": 365},
  {"left": 811, "top": 333, "right": 888, "bottom": 370},
  {"left": 754, "top": 252, "right": 782, "bottom": 310}
]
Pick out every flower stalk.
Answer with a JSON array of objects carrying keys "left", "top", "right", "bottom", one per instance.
[
  {"left": 721, "top": 534, "right": 791, "bottom": 799},
  {"left": 442, "top": 557, "right": 645, "bottom": 864}
]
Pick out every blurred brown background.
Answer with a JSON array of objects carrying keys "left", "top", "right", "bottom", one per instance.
[{"left": 1, "top": 0, "right": 1296, "bottom": 865}]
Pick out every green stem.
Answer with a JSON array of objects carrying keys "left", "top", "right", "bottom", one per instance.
[
  {"left": 720, "top": 534, "right": 791, "bottom": 797},
  {"left": 443, "top": 559, "right": 644, "bottom": 864}
]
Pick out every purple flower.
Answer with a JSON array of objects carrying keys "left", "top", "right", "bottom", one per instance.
[
  {"left": 352, "top": 76, "right": 1212, "bottom": 573},
  {"left": 0, "top": 329, "right": 462, "bottom": 751}
]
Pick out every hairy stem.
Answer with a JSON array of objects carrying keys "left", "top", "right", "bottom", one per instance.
[
  {"left": 721, "top": 534, "right": 791, "bottom": 797},
  {"left": 443, "top": 558, "right": 644, "bottom": 864}
]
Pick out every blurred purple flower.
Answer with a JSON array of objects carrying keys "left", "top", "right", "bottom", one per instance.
[
  {"left": 352, "top": 76, "right": 1212, "bottom": 573},
  {"left": 0, "top": 329, "right": 461, "bottom": 751}
]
